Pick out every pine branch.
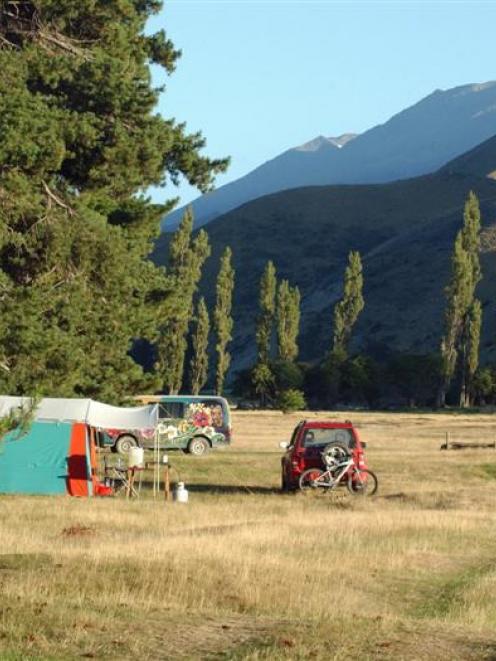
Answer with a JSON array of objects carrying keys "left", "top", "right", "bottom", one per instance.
[
  {"left": 36, "top": 29, "right": 92, "bottom": 60},
  {"left": 0, "top": 33, "right": 19, "bottom": 48},
  {"left": 41, "top": 181, "right": 75, "bottom": 216}
]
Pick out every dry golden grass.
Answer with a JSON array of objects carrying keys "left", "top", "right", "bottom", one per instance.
[{"left": 1, "top": 410, "right": 496, "bottom": 659}]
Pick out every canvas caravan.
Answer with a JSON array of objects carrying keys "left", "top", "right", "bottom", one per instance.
[{"left": 0, "top": 397, "right": 158, "bottom": 496}]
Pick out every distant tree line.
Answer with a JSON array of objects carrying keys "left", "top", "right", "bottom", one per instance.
[{"left": 232, "top": 191, "right": 490, "bottom": 411}]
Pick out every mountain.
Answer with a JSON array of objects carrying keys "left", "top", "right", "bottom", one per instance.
[
  {"left": 163, "top": 81, "right": 496, "bottom": 231},
  {"left": 153, "top": 133, "right": 496, "bottom": 373}
]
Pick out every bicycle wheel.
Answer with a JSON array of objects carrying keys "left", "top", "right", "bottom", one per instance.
[
  {"left": 299, "top": 468, "right": 329, "bottom": 492},
  {"left": 347, "top": 469, "right": 378, "bottom": 496}
]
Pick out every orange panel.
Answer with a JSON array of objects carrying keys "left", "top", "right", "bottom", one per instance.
[{"left": 67, "top": 423, "right": 89, "bottom": 497}]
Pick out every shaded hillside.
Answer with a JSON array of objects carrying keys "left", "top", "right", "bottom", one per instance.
[
  {"left": 152, "top": 135, "right": 496, "bottom": 374},
  {"left": 164, "top": 81, "right": 496, "bottom": 230}
]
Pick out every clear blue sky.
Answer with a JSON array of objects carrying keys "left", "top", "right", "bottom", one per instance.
[{"left": 148, "top": 0, "right": 496, "bottom": 207}]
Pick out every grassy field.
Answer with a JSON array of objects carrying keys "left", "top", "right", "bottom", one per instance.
[{"left": 1, "top": 410, "right": 496, "bottom": 660}]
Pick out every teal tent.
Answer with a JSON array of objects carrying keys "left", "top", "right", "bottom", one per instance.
[{"left": 0, "top": 421, "right": 95, "bottom": 496}]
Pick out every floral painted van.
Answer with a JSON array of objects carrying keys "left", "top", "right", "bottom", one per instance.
[{"left": 104, "top": 395, "right": 232, "bottom": 456}]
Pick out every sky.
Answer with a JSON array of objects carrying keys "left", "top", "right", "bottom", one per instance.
[{"left": 148, "top": 0, "right": 496, "bottom": 207}]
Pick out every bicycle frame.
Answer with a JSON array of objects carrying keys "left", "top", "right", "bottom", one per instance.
[{"left": 317, "top": 457, "right": 354, "bottom": 489}]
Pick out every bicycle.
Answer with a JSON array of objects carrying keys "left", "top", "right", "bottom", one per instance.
[{"left": 298, "top": 444, "right": 378, "bottom": 496}]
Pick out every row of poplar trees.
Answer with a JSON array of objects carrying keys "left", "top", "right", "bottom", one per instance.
[
  {"left": 250, "top": 252, "right": 364, "bottom": 404},
  {"left": 158, "top": 209, "right": 235, "bottom": 396},
  {"left": 254, "top": 253, "right": 364, "bottom": 364},
  {"left": 0, "top": 1, "right": 228, "bottom": 402},
  {"left": 250, "top": 192, "right": 484, "bottom": 410}
]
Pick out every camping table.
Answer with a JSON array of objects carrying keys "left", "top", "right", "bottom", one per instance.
[{"left": 105, "top": 465, "right": 143, "bottom": 498}]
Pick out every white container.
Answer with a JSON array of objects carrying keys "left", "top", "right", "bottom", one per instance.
[
  {"left": 127, "top": 446, "right": 144, "bottom": 469},
  {"left": 173, "top": 482, "right": 189, "bottom": 504}
]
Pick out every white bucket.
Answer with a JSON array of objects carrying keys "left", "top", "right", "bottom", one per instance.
[
  {"left": 173, "top": 482, "right": 189, "bottom": 504},
  {"left": 127, "top": 446, "right": 144, "bottom": 469}
]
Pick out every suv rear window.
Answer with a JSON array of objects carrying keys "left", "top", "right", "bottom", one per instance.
[{"left": 302, "top": 428, "right": 354, "bottom": 448}]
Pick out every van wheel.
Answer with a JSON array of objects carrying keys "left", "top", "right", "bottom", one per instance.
[
  {"left": 188, "top": 437, "right": 209, "bottom": 456},
  {"left": 116, "top": 435, "right": 138, "bottom": 455}
]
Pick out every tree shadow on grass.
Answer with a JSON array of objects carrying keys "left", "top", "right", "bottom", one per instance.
[
  {"left": 188, "top": 483, "right": 282, "bottom": 496},
  {"left": 133, "top": 479, "right": 282, "bottom": 496}
]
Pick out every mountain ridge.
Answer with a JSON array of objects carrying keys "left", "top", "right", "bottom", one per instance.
[
  {"left": 163, "top": 80, "right": 496, "bottom": 231},
  {"left": 152, "top": 133, "right": 496, "bottom": 375}
]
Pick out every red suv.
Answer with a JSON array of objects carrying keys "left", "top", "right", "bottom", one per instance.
[{"left": 280, "top": 420, "right": 368, "bottom": 491}]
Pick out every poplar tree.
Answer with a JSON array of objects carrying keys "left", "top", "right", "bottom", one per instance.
[
  {"left": 158, "top": 210, "right": 210, "bottom": 394},
  {"left": 332, "top": 251, "right": 365, "bottom": 357},
  {"left": 277, "top": 280, "right": 301, "bottom": 361},
  {"left": 256, "top": 261, "right": 277, "bottom": 364},
  {"left": 0, "top": 2, "right": 227, "bottom": 401},
  {"left": 190, "top": 297, "right": 210, "bottom": 395},
  {"left": 438, "top": 193, "right": 482, "bottom": 407},
  {"left": 214, "top": 247, "right": 235, "bottom": 395},
  {"left": 463, "top": 299, "right": 482, "bottom": 407}
]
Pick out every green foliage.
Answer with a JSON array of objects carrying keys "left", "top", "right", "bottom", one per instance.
[
  {"left": 189, "top": 297, "right": 210, "bottom": 395},
  {"left": 276, "top": 389, "right": 306, "bottom": 414},
  {"left": 340, "top": 355, "right": 380, "bottom": 406},
  {"left": 251, "top": 363, "right": 275, "bottom": 406},
  {"left": 276, "top": 280, "right": 300, "bottom": 361},
  {"left": 333, "top": 251, "right": 364, "bottom": 356},
  {"left": 472, "top": 367, "right": 496, "bottom": 404},
  {"left": 256, "top": 261, "right": 277, "bottom": 364},
  {"left": 0, "top": 2, "right": 227, "bottom": 401},
  {"left": 439, "top": 193, "right": 482, "bottom": 407},
  {"left": 462, "top": 191, "right": 482, "bottom": 285},
  {"left": 0, "top": 398, "right": 38, "bottom": 443},
  {"left": 386, "top": 354, "right": 442, "bottom": 407},
  {"left": 214, "top": 247, "right": 235, "bottom": 395},
  {"left": 158, "top": 209, "right": 211, "bottom": 394},
  {"left": 464, "top": 299, "right": 482, "bottom": 404},
  {"left": 272, "top": 360, "right": 304, "bottom": 392}
]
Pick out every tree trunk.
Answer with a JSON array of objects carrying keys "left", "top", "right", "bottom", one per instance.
[
  {"left": 459, "top": 343, "right": 467, "bottom": 408},
  {"left": 436, "top": 385, "right": 447, "bottom": 408}
]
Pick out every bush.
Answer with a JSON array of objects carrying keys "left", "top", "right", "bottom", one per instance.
[
  {"left": 276, "top": 389, "right": 306, "bottom": 414},
  {"left": 272, "top": 360, "right": 304, "bottom": 391}
]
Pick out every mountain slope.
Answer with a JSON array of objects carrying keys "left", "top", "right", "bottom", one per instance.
[
  {"left": 153, "top": 134, "right": 496, "bottom": 373},
  {"left": 164, "top": 81, "right": 496, "bottom": 231}
]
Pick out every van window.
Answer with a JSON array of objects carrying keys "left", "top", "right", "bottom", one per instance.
[
  {"left": 186, "top": 400, "right": 226, "bottom": 429},
  {"left": 156, "top": 397, "right": 230, "bottom": 431},
  {"left": 159, "top": 402, "right": 184, "bottom": 419}
]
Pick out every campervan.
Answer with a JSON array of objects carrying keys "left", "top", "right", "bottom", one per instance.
[{"left": 102, "top": 395, "right": 232, "bottom": 456}]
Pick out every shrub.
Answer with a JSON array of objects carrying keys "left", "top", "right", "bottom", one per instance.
[{"left": 277, "top": 389, "right": 306, "bottom": 414}]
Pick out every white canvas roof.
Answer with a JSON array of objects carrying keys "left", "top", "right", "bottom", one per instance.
[{"left": 0, "top": 396, "right": 158, "bottom": 430}]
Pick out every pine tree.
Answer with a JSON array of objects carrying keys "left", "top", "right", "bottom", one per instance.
[
  {"left": 332, "top": 251, "right": 364, "bottom": 357},
  {"left": 256, "top": 261, "right": 277, "bottom": 364},
  {"left": 158, "top": 210, "right": 210, "bottom": 394},
  {"left": 438, "top": 193, "right": 482, "bottom": 407},
  {"left": 190, "top": 297, "right": 210, "bottom": 395},
  {"left": 0, "top": 2, "right": 228, "bottom": 401},
  {"left": 214, "top": 247, "right": 235, "bottom": 395},
  {"left": 276, "top": 280, "right": 300, "bottom": 361}
]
